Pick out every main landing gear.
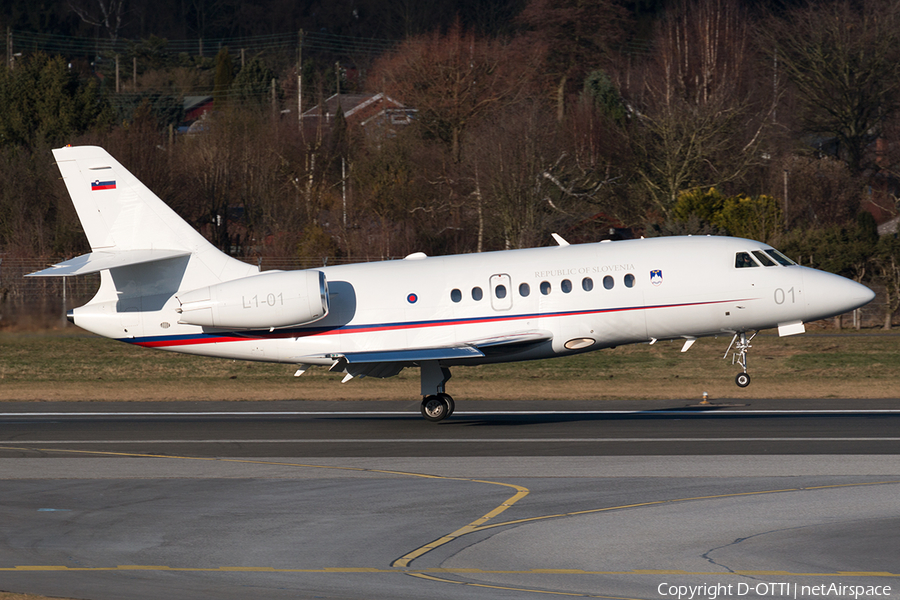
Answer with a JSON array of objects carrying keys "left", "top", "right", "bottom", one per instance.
[
  {"left": 421, "top": 393, "right": 455, "bottom": 422},
  {"left": 725, "top": 331, "right": 756, "bottom": 388},
  {"left": 419, "top": 361, "right": 454, "bottom": 422}
]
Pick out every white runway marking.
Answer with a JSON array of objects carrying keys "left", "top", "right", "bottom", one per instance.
[
  {"left": 7, "top": 437, "right": 900, "bottom": 444},
  {"left": 2, "top": 409, "right": 900, "bottom": 417}
]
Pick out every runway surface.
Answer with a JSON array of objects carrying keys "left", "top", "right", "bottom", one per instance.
[{"left": 1, "top": 399, "right": 899, "bottom": 600}]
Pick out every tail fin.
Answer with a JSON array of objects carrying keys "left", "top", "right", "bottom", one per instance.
[
  {"left": 46, "top": 145, "right": 256, "bottom": 285},
  {"left": 54, "top": 145, "right": 205, "bottom": 253}
]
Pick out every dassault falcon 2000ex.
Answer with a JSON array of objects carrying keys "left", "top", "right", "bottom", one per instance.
[{"left": 30, "top": 146, "right": 875, "bottom": 421}]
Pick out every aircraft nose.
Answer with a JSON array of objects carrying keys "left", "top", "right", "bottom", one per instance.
[{"left": 802, "top": 268, "right": 876, "bottom": 320}]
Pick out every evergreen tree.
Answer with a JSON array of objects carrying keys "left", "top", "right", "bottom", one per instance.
[
  {"left": 213, "top": 47, "right": 234, "bottom": 110},
  {"left": 583, "top": 70, "right": 626, "bottom": 124},
  {"left": 232, "top": 57, "right": 275, "bottom": 108},
  {"left": 0, "top": 54, "right": 110, "bottom": 148}
]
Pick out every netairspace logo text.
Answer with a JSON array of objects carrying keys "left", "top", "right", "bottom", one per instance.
[{"left": 657, "top": 582, "right": 893, "bottom": 600}]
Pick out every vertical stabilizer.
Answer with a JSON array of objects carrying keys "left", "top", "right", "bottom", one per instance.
[{"left": 52, "top": 145, "right": 257, "bottom": 285}]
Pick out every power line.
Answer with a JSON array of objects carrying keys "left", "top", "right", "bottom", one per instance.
[{"left": 7, "top": 29, "right": 398, "bottom": 59}]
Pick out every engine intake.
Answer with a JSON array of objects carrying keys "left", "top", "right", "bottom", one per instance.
[{"left": 176, "top": 270, "right": 329, "bottom": 329}]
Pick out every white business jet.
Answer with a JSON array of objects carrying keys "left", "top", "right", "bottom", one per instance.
[{"left": 30, "top": 146, "right": 875, "bottom": 421}]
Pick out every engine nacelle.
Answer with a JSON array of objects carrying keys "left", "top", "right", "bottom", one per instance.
[{"left": 176, "top": 270, "right": 329, "bottom": 329}]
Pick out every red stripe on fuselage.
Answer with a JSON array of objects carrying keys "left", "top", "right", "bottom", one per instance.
[{"left": 126, "top": 298, "right": 756, "bottom": 349}]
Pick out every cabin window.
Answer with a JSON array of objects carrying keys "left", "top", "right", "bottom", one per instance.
[
  {"left": 450, "top": 289, "right": 462, "bottom": 303},
  {"left": 603, "top": 275, "right": 614, "bottom": 290},
  {"left": 472, "top": 287, "right": 483, "bottom": 301},
  {"left": 765, "top": 248, "right": 797, "bottom": 266},
  {"left": 519, "top": 282, "right": 530, "bottom": 297},
  {"left": 752, "top": 250, "right": 776, "bottom": 267},
  {"left": 495, "top": 284, "right": 507, "bottom": 299},
  {"left": 540, "top": 281, "right": 551, "bottom": 295},
  {"left": 582, "top": 277, "right": 593, "bottom": 291},
  {"left": 624, "top": 273, "right": 635, "bottom": 288},
  {"left": 735, "top": 252, "right": 759, "bottom": 268},
  {"left": 561, "top": 279, "right": 572, "bottom": 293}
]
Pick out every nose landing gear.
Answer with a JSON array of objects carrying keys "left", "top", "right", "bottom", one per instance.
[{"left": 725, "top": 331, "right": 756, "bottom": 388}]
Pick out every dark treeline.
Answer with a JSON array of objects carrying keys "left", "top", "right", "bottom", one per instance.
[
  {"left": 3, "top": 0, "right": 640, "bottom": 41},
  {"left": 2, "top": 0, "right": 900, "bottom": 328}
]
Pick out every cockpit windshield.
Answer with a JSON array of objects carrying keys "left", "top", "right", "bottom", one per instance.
[
  {"left": 735, "top": 248, "right": 797, "bottom": 268},
  {"left": 752, "top": 250, "right": 776, "bottom": 266},
  {"left": 735, "top": 252, "right": 759, "bottom": 268},
  {"left": 764, "top": 248, "right": 797, "bottom": 266}
]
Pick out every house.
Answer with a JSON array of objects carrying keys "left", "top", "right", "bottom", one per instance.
[
  {"left": 177, "top": 96, "right": 214, "bottom": 133},
  {"left": 301, "top": 92, "right": 415, "bottom": 134},
  {"left": 183, "top": 96, "right": 214, "bottom": 121}
]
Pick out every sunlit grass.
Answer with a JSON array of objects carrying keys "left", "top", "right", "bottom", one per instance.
[{"left": 1, "top": 328, "right": 898, "bottom": 401}]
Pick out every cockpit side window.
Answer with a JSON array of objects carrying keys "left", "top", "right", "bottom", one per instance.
[
  {"left": 752, "top": 250, "right": 776, "bottom": 267},
  {"left": 764, "top": 248, "right": 797, "bottom": 266},
  {"left": 735, "top": 252, "right": 759, "bottom": 268}
]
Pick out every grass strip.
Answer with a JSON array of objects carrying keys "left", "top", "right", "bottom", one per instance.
[{"left": 1, "top": 329, "right": 898, "bottom": 402}]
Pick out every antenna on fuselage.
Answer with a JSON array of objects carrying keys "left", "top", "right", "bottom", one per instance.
[{"left": 551, "top": 233, "right": 569, "bottom": 246}]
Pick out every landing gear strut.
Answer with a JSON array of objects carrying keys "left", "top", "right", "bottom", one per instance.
[
  {"left": 419, "top": 361, "right": 454, "bottom": 422},
  {"left": 725, "top": 331, "right": 756, "bottom": 388}
]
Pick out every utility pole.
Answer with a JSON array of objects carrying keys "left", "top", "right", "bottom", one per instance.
[
  {"left": 271, "top": 77, "right": 276, "bottom": 113},
  {"left": 783, "top": 169, "right": 789, "bottom": 228},
  {"left": 61, "top": 276, "right": 67, "bottom": 327},
  {"left": 298, "top": 29, "right": 303, "bottom": 127},
  {"left": 772, "top": 48, "right": 778, "bottom": 124},
  {"left": 342, "top": 157, "right": 347, "bottom": 228}
]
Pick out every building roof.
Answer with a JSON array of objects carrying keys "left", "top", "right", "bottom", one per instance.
[{"left": 301, "top": 92, "right": 405, "bottom": 121}]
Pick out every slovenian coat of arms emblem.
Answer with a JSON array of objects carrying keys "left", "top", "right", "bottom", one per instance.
[{"left": 650, "top": 269, "right": 663, "bottom": 286}]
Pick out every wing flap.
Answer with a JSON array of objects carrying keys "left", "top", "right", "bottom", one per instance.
[
  {"left": 26, "top": 249, "right": 191, "bottom": 277},
  {"left": 464, "top": 330, "right": 552, "bottom": 348},
  {"left": 334, "top": 346, "right": 484, "bottom": 364}
]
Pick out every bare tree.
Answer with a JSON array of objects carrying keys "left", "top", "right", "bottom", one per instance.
[
  {"left": 873, "top": 234, "right": 900, "bottom": 329},
  {"left": 369, "top": 22, "right": 541, "bottom": 163},
  {"left": 760, "top": 0, "right": 900, "bottom": 175},
  {"left": 518, "top": 0, "right": 628, "bottom": 123},
  {"left": 783, "top": 155, "right": 861, "bottom": 227},
  {"left": 68, "top": 0, "right": 127, "bottom": 42},
  {"left": 625, "top": 0, "right": 770, "bottom": 216}
]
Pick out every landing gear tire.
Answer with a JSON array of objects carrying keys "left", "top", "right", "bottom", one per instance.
[
  {"left": 437, "top": 392, "right": 455, "bottom": 416},
  {"left": 421, "top": 395, "right": 451, "bottom": 422},
  {"left": 735, "top": 372, "right": 751, "bottom": 388}
]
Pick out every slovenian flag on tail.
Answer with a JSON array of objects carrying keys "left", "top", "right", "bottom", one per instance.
[{"left": 91, "top": 179, "right": 116, "bottom": 191}]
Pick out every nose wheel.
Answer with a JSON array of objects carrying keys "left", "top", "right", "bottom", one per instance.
[{"left": 725, "top": 331, "right": 756, "bottom": 387}]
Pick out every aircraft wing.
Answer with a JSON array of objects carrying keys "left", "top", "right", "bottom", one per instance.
[
  {"left": 26, "top": 250, "right": 192, "bottom": 277},
  {"left": 295, "top": 330, "right": 552, "bottom": 380},
  {"left": 334, "top": 330, "right": 552, "bottom": 363}
]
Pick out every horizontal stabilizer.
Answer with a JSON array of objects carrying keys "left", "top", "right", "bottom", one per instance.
[{"left": 26, "top": 249, "right": 191, "bottom": 277}]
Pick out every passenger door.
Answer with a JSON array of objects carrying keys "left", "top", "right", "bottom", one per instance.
[{"left": 489, "top": 274, "right": 513, "bottom": 311}]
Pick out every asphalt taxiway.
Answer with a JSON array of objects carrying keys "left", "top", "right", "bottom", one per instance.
[{"left": 1, "top": 399, "right": 898, "bottom": 600}]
